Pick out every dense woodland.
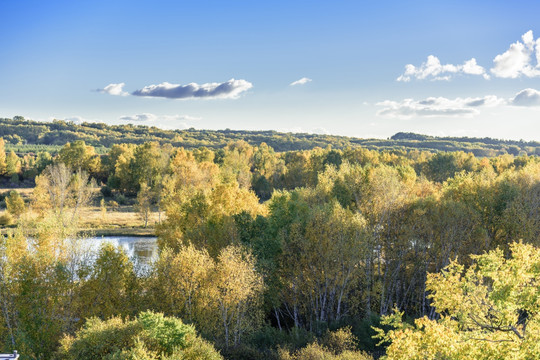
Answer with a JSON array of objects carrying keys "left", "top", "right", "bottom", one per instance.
[
  {"left": 1, "top": 117, "right": 539, "bottom": 156},
  {"left": 0, "top": 119, "right": 539, "bottom": 359}
]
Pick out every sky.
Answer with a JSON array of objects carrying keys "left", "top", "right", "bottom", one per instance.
[{"left": 1, "top": 0, "right": 539, "bottom": 141}]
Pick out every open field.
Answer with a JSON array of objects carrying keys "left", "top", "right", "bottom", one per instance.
[{"left": 0, "top": 187, "right": 161, "bottom": 236}]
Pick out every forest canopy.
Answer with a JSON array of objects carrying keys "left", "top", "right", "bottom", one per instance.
[
  {"left": 1, "top": 117, "right": 538, "bottom": 156},
  {"left": 0, "top": 119, "right": 538, "bottom": 359}
]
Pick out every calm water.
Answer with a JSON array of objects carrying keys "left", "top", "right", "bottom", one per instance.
[{"left": 83, "top": 236, "right": 158, "bottom": 265}]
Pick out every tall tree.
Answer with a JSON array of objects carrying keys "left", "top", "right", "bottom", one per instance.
[
  {"left": 377, "top": 242, "right": 540, "bottom": 360},
  {"left": 0, "top": 138, "right": 6, "bottom": 176}
]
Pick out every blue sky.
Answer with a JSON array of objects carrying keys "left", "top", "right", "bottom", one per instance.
[{"left": 1, "top": 0, "right": 539, "bottom": 140}]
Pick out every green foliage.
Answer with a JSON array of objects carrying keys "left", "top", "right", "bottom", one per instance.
[
  {"left": 58, "top": 140, "right": 101, "bottom": 175},
  {"left": 0, "top": 119, "right": 538, "bottom": 359},
  {"left": 277, "top": 328, "right": 372, "bottom": 360},
  {"left": 77, "top": 243, "right": 137, "bottom": 321},
  {"left": 377, "top": 242, "right": 540, "bottom": 359},
  {"left": 57, "top": 311, "right": 223, "bottom": 360},
  {"left": 0, "top": 138, "right": 6, "bottom": 175},
  {"left": 1, "top": 118, "right": 537, "bottom": 155},
  {"left": 5, "top": 191, "right": 25, "bottom": 217}
]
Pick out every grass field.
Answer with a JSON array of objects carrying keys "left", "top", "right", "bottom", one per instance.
[{"left": 0, "top": 187, "right": 162, "bottom": 236}]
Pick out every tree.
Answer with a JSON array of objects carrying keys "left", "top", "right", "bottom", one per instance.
[
  {"left": 209, "top": 245, "right": 264, "bottom": 349},
  {"left": 5, "top": 191, "right": 25, "bottom": 217},
  {"left": 376, "top": 242, "right": 540, "bottom": 359},
  {"left": 150, "top": 245, "right": 213, "bottom": 322},
  {"left": 137, "top": 182, "right": 153, "bottom": 228},
  {"left": 5, "top": 151, "right": 20, "bottom": 177},
  {"left": 0, "top": 138, "right": 6, "bottom": 175},
  {"left": 31, "top": 164, "right": 96, "bottom": 234},
  {"left": 76, "top": 243, "right": 137, "bottom": 321},
  {"left": 58, "top": 140, "right": 101, "bottom": 175}
]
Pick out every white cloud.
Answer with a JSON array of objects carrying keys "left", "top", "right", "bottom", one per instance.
[
  {"left": 119, "top": 113, "right": 202, "bottom": 122},
  {"left": 162, "top": 114, "right": 202, "bottom": 122},
  {"left": 376, "top": 95, "right": 504, "bottom": 119},
  {"left": 64, "top": 116, "right": 87, "bottom": 124},
  {"left": 397, "top": 55, "right": 489, "bottom": 82},
  {"left": 510, "top": 88, "right": 540, "bottom": 106},
  {"left": 290, "top": 77, "right": 312, "bottom": 86},
  {"left": 119, "top": 113, "right": 157, "bottom": 122},
  {"left": 131, "top": 79, "right": 252, "bottom": 99},
  {"left": 491, "top": 30, "right": 540, "bottom": 78},
  {"left": 97, "top": 83, "right": 128, "bottom": 96}
]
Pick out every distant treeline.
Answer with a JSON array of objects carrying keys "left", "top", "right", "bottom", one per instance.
[{"left": 1, "top": 117, "right": 538, "bottom": 156}]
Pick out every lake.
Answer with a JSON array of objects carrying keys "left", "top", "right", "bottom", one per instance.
[{"left": 83, "top": 236, "right": 158, "bottom": 265}]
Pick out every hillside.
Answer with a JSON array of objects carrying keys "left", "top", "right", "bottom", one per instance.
[{"left": 1, "top": 117, "right": 538, "bottom": 156}]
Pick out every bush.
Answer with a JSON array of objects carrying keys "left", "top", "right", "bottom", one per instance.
[
  {"left": 0, "top": 213, "right": 13, "bottom": 226},
  {"left": 100, "top": 185, "right": 113, "bottom": 198},
  {"left": 322, "top": 327, "right": 357, "bottom": 354},
  {"left": 57, "top": 311, "right": 223, "bottom": 360},
  {"left": 10, "top": 173, "right": 19, "bottom": 184},
  {"left": 278, "top": 342, "right": 372, "bottom": 360},
  {"left": 107, "top": 200, "right": 119, "bottom": 210},
  {"left": 115, "top": 194, "right": 128, "bottom": 205},
  {"left": 276, "top": 328, "right": 372, "bottom": 360}
]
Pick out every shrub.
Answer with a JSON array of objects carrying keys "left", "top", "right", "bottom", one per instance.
[
  {"left": 100, "top": 185, "right": 113, "bottom": 198},
  {"left": 107, "top": 200, "right": 119, "bottom": 210},
  {"left": 57, "top": 311, "right": 223, "bottom": 360},
  {"left": 115, "top": 194, "right": 128, "bottom": 205},
  {"left": 0, "top": 213, "right": 13, "bottom": 226}
]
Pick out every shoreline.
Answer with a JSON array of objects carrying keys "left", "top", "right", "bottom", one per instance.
[{"left": 1, "top": 227, "right": 157, "bottom": 237}]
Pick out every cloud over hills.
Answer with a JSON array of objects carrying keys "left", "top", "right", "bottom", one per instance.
[
  {"left": 377, "top": 95, "right": 504, "bottom": 119},
  {"left": 510, "top": 88, "right": 540, "bottom": 106},
  {"left": 377, "top": 87, "right": 540, "bottom": 119},
  {"left": 119, "top": 113, "right": 157, "bottom": 122}
]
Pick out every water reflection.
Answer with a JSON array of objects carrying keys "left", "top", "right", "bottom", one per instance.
[{"left": 83, "top": 236, "right": 158, "bottom": 265}]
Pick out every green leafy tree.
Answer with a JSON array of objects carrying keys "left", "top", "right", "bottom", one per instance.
[
  {"left": 77, "top": 243, "right": 137, "bottom": 321},
  {"left": 137, "top": 182, "right": 153, "bottom": 228},
  {"left": 5, "top": 151, "right": 20, "bottom": 177},
  {"left": 5, "top": 191, "right": 25, "bottom": 217},
  {"left": 0, "top": 138, "right": 6, "bottom": 175},
  {"left": 58, "top": 140, "right": 101, "bottom": 175},
  {"left": 376, "top": 242, "right": 540, "bottom": 359}
]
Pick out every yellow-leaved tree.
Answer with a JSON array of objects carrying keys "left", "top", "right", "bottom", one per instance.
[{"left": 376, "top": 241, "right": 540, "bottom": 359}]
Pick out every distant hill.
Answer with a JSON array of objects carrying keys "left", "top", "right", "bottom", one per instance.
[{"left": 0, "top": 117, "right": 538, "bottom": 156}]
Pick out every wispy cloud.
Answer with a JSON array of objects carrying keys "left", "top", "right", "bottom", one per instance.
[
  {"left": 376, "top": 95, "right": 504, "bottom": 119},
  {"left": 397, "top": 56, "right": 489, "bottom": 82},
  {"left": 119, "top": 113, "right": 157, "bottom": 122},
  {"left": 290, "top": 77, "right": 312, "bottom": 86},
  {"left": 162, "top": 114, "right": 202, "bottom": 121},
  {"left": 96, "top": 83, "right": 128, "bottom": 96},
  {"left": 491, "top": 30, "right": 540, "bottom": 78},
  {"left": 131, "top": 79, "right": 252, "bottom": 99},
  {"left": 119, "top": 113, "right": 202, "bottom": 123},
  {"left": 510, "top": 88, "right": 540, "bottom": 106}
]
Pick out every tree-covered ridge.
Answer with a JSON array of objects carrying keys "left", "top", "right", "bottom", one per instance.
[{"left": 1, "top": 117, "right": 538, "bottom": 156}]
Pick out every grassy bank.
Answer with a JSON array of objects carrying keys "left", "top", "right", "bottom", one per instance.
[{"left": 1, "top": 187, "right": 161, "bottom": 237}]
